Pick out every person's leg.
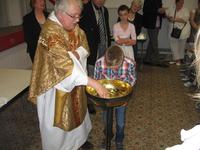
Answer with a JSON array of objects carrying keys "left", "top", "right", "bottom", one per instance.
[
  {"left": 144, "top": 29, "right": 153, "bottom": 62},
  {"left": 179, "top": 39, "right": 187, "bottom": 61},
  {"left": 115, "top": 106, "right": 126, "bottom": 149},
  {"left": 133, "top": 44, "right": 138, "bottom": 61},
  {"left": 148, "top": 28, "right": 159, "bottom": 63},
  {"left": 173, "top": 39, "right": 187, "bottom": 65},
  {"left": 101, "top": 108, "right": 114, "bottom": 149},
  {"left": 170, "top": 38, "right": 179, "bottom": 62}
]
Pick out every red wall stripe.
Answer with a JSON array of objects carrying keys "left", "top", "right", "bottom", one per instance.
[{"left": 0, "top": 30, "right": 24, "bottom": 52}]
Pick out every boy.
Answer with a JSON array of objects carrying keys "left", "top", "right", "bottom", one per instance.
[{"left": 94, "top": 45, "right": 137, "bottom": 150}]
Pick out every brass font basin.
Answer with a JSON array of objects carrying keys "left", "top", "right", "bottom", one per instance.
[{"left": 86, "top": 79, "right": 133, "bottom": 107}]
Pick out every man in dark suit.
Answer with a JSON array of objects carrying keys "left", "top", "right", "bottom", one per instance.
[
  {"left": 143, "top": 0, "right": 166, "bottom": 65},
  {"left": 79, "top": 0, "right": 111, "bottom": 67},
  {"left": 79, "top": 0, "right": 111, "bottom": 114}
]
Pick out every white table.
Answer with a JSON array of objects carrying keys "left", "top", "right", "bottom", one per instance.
[{"left": 0, "top": 69, "right": 31, "bottom": 108}]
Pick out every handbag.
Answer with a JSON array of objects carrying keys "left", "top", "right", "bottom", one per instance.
[
  {"left": 171, "top": 27, "right": 183, "bottom": 38},
  {"left": 171, "top": 9, "right": 186, "bottom": 39}
]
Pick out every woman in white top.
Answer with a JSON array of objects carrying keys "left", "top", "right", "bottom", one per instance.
[
  {"left": 166, "top": 0, "right": 190, "bottom": 66},
  {"left": 113, "top": 5, "right": 136, "bottom": 62}
]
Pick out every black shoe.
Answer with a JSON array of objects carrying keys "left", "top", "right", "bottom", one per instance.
[
  {"left": 88, "top": 104, "right": 96, "bottom": 115},
  {"left": 80, "top": 141, "right": 94, "bottom": 150}
]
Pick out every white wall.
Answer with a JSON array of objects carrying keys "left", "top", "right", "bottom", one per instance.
[
  {"left": 6, "top": 0, "right": 23, "bottom": 26},
  {"left": 0, "top": 0, "right": 54, "bottom": 28},
  {"left": 105, "top": 0, "right": 133, "bottom": 8},
  {"left": 0, "top": 0, "right": 28, "bottom": 27},
  {"left": 0, "top": 1, "right": 8, "bottom": 28},
  {"left": 163, "top": 0, "right": 197, "bottom": 9},
  {"left": 0, "top": 0, "right": 197, "bottom": 27}
]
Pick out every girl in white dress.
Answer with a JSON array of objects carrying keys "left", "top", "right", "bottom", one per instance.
[{"left": 113, "top": 5, "right": 137, "bottom": 62}]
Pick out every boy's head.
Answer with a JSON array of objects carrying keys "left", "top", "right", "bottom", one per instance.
[{"left": 105, "top": 45, "right": 124, "bottom": 67}]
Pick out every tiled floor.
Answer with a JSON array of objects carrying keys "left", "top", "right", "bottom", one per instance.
[{"left": 0, "top": 65, "right": 199, "bottom": 150}]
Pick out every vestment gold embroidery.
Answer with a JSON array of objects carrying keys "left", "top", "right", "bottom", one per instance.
[{"left": 28, "top": 19, "right": 89, "bottom": 131}]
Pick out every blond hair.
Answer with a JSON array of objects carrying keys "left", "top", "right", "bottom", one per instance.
[{"left": 131, "top": 0, "right": 142, "bottom": 7}]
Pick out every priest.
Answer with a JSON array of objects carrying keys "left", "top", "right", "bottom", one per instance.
[{"left": 28, "top": 0, "right": 108, "bottom": 149}]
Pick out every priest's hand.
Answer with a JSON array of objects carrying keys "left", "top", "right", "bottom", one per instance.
[{"left": 88, "top": 77, "right": 109, "bottom": 98}]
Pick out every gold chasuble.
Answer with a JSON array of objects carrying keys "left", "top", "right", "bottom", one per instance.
[{"left": 28, "top": 19, "right": 90, "bottom": 131}]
